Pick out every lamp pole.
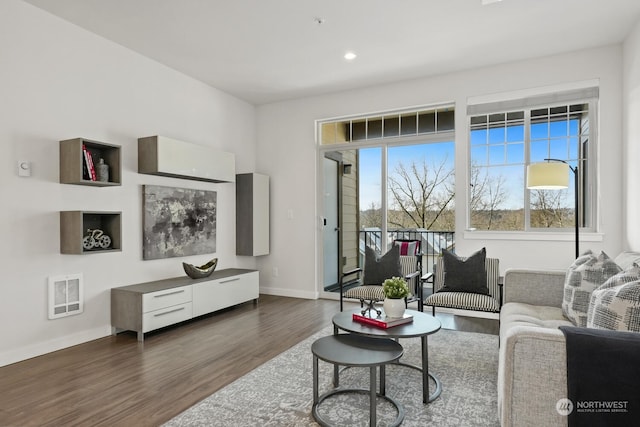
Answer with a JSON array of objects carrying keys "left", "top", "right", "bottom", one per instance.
[{"left": 544, "top": 158, "right": 579, "bottom": 258}]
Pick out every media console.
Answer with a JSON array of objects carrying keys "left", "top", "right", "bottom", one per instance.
[{"left": 111, "top": 268, "right": 258, "bottom": 341}]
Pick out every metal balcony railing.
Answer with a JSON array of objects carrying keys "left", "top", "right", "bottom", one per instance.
[{"left": 359, "top": 228, "right": 455, "bottom": 273}]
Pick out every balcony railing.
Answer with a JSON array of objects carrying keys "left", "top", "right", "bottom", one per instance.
[{"left": 359, "top": 228, "right": 455, "bottom": 273}]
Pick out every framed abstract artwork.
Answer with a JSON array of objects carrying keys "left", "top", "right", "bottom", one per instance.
[{"left": 142, "top": 185, "right": 217, "bottom": 260}]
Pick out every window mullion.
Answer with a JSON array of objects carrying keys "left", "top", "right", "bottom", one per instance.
[
  {"left": 524, "top": 109, "right": 532, "bottom": 231},
  {"left": 381, "top": 145, "right": 388, "bottom": 253}
]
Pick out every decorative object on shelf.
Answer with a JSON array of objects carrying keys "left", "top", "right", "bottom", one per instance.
[
  {"left": 183, "top": 258, "right": 218, "bottom": 279},
  {"left": 82, "top": 228, "right": 112, "bottom": 250},
  {"left": 382, "top": 276, "right": 410, "bottom": 318},
  {"left": 96, "top": 158, "right": 109, "bottom": 182},
  {"left": 142, "top": 185, "right": 217, "bottom": 260}
]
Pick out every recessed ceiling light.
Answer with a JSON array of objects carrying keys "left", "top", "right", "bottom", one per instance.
[
  {"left": 482, "top": 0, "right": 503, "bottom": 5},
  {"left": 344, "top": 52, "right": 357, "bottom": 61}
]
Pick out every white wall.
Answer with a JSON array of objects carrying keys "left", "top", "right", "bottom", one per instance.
[
  {"left": 0, "top": 0, "right": 257, "bottom": 366},
  {"left": 623, "top": 20, "right": 640, "bottom": 251},
  {"left": 257, "top": 45, "right": 625, "bottom": 299}
]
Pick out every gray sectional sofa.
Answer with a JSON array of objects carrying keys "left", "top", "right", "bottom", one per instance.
[{"left": 497, "top": 251, "right": 640, "bottom": 427}]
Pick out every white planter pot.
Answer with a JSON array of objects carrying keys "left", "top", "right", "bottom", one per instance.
[{"left": 383, "top": 298, "right": 405, "bottom": 318}]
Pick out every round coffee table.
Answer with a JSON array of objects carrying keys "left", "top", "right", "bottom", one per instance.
[
  {"left": 311, "top": 334, "right": 405, "bottom": 427},
  {"left": 332, "top": 309, "right": 442, "bottom": 404}
]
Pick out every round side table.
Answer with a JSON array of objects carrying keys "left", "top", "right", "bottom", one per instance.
[{"left": 311, "top": 334, "right": 405, "bottom": 427}]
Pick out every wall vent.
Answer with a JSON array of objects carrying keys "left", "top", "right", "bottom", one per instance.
[{"left": 48, "top": 273, "right": 83, "bottom": 319}]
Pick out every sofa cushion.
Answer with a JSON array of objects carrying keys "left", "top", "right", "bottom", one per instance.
[
  {"left": 587, "top": 264, "right": 640, "bottom": 332},
  {"left": 613, "top": 251, "right": 640, "bottom": 271},
  {"left": 562, "top": 251, "right": 621, "bottom": 327},
  {"left": 440, "top": 247, "right": 489, "bottom": 295},
  {"left": 500, "top": 302, "right": 574, "bottom": 338}
]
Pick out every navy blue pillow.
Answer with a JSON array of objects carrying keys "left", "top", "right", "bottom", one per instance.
[
  {"left": 440, "top": 247, "right": 489, "bottom": 295},
  {"left": 363, "top": 245, "right": 402, "bottom": 285}
]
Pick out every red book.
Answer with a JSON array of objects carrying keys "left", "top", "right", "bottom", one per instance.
[
  {"left": 86, "top": 148, "right": 97, "bottom": 181},
  {"left": 352, "top": 312, "right": 413, "bottom": 329}
]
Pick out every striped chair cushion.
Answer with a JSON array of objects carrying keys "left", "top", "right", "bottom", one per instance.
[
  {"left": 343, "top": 285, "right": 386, "bottom": 301},
  {"left": 424, "top": 291, "right": 500, "bottom": 312},
  {"left": 425, "top": 256, "right": 501, "bottom": 312},
  {"left": 399, "top": 256, "right": 417, "bottom": 277}
]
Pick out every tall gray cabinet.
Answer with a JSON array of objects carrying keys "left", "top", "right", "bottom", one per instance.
[{"left": 236, "top": 173, "right": 269, "bottom": 256}]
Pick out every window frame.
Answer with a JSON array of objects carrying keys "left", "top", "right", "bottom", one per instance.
[{"left": 466, "top": 89, "right": 599, "bottom": 234}]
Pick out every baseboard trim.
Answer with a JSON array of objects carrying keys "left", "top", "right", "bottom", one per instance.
[
  {"left": 259, "top": 286, "right": 318, "bottom": 300},
  {"left": 0, "top": 326, "right": 110, "bottom": 368}
]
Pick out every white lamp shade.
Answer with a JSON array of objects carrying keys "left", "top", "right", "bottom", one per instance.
[{"left": 526, "top": 162, "right": 569, "bottom": 189}]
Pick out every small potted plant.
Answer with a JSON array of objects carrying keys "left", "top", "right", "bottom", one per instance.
[{"left": 382, "top": 276, "right": 410, "bottom": 318}]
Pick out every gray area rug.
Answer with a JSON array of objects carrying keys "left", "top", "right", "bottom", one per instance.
[{"left": 164, "top": 325, "right": 499, "bottom": 426}]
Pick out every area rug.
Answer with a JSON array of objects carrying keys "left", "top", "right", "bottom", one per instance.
[{"left": 164, "top": 325, "right": 499, "bottom": 426}]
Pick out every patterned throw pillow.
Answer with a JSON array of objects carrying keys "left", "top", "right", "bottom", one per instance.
[
  {"left": 394, "top": 240, "right": 418, "bottom": 256},
  {"left": 587, "top": 264, "right": 640, "bottom": 332},
  {"left": 562, "top": 251, "right": 622, "bottom": 327}
]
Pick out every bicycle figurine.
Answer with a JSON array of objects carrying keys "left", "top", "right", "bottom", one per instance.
[{"left": 83, "top": 228, "right": 112, "bottom": 250}]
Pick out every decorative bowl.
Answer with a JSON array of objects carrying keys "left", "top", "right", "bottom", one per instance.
[{"left": 183, "top": 258, "right": 218, "bottom": 279}]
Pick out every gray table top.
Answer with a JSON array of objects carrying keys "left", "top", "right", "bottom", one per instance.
[
  {"left": 333, "top": 309, "right": 442, "bottom": 339},
  {"left": 311, "top": 334, "right": 403, "bottom": 366}
]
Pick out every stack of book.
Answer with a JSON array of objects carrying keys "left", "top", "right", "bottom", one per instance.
[
  {"left": 82, "top": 144, "right": 97, "bottom": 181},
  {"left": 352, "top": 312, "right": 413, "bottom": 329}
]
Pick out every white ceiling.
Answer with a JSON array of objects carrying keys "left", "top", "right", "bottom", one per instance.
[{"left": 23, "top": 0, "right": 640, "bottom": 105}]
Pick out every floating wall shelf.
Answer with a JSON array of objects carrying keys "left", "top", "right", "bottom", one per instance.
[
  {"left": 59, "top": 138, "right": 121, "bottom": 187},
  {"left": 138, "top": 135, "right": 235, "bottom": 183},
  {"left": 60, "top": 211, "right": 122, "bottom": 254},
  {"left": 236, "top": 173, "right": 270, "bottom": 256}
]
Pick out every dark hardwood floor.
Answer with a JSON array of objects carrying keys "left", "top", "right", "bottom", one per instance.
[{"left": 0, "top": 295, "right": 497, "bottom": 427}]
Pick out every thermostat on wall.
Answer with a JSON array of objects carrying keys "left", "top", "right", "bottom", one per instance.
[{"left": 18, "top": 160, "right": 31, "bottom": 177}]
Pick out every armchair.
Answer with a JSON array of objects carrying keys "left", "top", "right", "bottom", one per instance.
[
  {"left": 423, "top": 250, "right": 501, "bottom": 315},
  {"left": 340, "top": 239, "right": 422, "bottom": 315}
]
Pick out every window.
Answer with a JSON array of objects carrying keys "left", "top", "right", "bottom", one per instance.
[
  {"left": 320, "top": 106, "right": 454, "bottom": 145},
  {"left": 468, "top": 88, "right": 597, "bottom": 232},
  {"left": 318, "top": 105, "right": 455, "bottom": 290}
]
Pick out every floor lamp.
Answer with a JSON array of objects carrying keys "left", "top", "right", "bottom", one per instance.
[{"left": 526, "top": 158, "right": 579, "bottom": 258}]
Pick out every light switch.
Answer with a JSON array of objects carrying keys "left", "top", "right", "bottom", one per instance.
[{"left": 18, "top": 160, "right": 31, "bottom": 177}]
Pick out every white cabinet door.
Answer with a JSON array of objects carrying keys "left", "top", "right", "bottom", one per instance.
[{"left": 192, "top": 271, "right": 259, "bottom": 317}]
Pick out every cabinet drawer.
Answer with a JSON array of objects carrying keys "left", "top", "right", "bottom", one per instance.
[
  {"left": 143, "top": 302, "right": 192, "bottom": 333},
  {"left": 192, "top": 271, "right": 259, "bottom": 317},
  {"left": 143, "top": 286, "right": 192, "bottom": 313}
]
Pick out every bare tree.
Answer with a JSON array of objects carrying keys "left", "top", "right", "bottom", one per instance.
[
  {"left": 387, "top": 157, "right": 455, "bottom": 230},
  {"left": 530, "top": 189, "right": 572, "bottom": 228},
  {"left": 469, "top": 164, "right": 509, "bottom": 230},
  {"left": 360, "top": 201, "right": 382, "bottom": 228}
]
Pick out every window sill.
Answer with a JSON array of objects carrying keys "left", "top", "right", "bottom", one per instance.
[{"left": 463, "top": 230, "right": 604, "bottom": 242}]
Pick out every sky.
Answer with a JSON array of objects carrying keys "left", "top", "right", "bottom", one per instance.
[{"left": 356, "top": 115, "right": 581, "bottom": 212}]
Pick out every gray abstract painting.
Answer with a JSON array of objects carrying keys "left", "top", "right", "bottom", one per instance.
[{"left": 143, "top": 185, "right": 217, "bottom": 260}]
